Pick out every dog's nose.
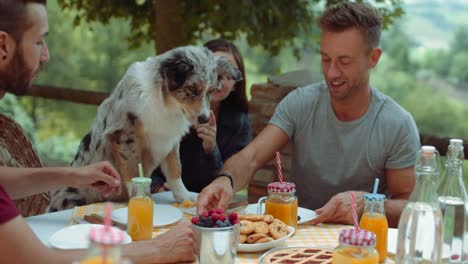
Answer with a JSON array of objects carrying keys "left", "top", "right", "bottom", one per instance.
[{"left": 197, "top": 115, "right": 209, "bottom": 124}]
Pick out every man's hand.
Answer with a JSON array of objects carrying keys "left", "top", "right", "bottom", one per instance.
[
  {"left": 125, "top": 222, "right": 196, "bottom": 263},
  {"left": 195, "top": 110, "right": 217, "bottom": 154},
  {"left": 71, "top": 161, "right": 121, "bottom": 197},
  {"left": 151, "top": 222, "right": 196, "bottom": 263},
  {"left": 309, "top": 191, "right": 366, "bottom": 225},
  {"left": 197, "top": 176, "right": 233, "bottom": 214}
]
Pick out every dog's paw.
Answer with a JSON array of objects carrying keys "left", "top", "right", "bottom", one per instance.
[{"left": 173, "top": 191, "right": 198, "bottom": 204}]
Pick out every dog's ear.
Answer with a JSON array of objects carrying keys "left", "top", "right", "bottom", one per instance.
[
  {"left": 215, "top": 56, "right": 242, "bottom": 82},
  {"left": 160, "top": 54, "right": 194, "bottom": 91}
]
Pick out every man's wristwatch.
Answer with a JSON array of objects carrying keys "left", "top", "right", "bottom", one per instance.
[{"left": 215, "top": 173, "right": 234, "bottom": 189}]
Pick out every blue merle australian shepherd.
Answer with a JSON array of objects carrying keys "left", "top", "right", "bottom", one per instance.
[{"left": 47, "top": 46, "right": 241, "bottom": 212}]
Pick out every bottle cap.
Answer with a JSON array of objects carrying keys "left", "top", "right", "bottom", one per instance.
[
  {"left": 267, "top": 182, "right": 296, "bottom": 193},
  {"left": 421, "top": 145, "right": 436, "bottom": 153},
  {"left": 363, "top": 193, "right": 385, "bottom": 202},
  {"left": 131, "top": 177, "right": 152, "bottom": 185},
  {"left": 89, "top": 226, "right": 125, "bottom": 245},
  {"left": 450, "top": 139, "right": 463, "bottom": 146},
  {"left": 339, "top": 229, "right": 376, "bottom": 247}
]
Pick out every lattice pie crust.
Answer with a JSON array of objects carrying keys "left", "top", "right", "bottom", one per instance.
[{"left": 262, "top": 247, "right": 333, "bottom": 264}]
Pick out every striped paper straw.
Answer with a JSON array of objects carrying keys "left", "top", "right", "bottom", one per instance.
[
  {"left": 103, "top": 203, "right": 111, "bottom": 263},
  {"left": 370, "top": 178, "right": 380, "bottom": 215},
  {"left": 350, "top": 192, "right": 360, "bottom": 231},
  {"left": 275, "top": 152, "right": 283, "bottom": 183}
]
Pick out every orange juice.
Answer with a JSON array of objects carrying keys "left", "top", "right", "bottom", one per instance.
[
  {"left": 80, "top": 257, "right": 115, "bottom": 264},
  {"left": 265, "top": 198, "right": 298, "bottom": 228},
  {"left": 127, "top": 196, "right": 153, "bottom": 241},
  {"left": 360, "top": 213, "right": 388, "bottom": 263},
  {"left": 332, "top": 247, "right": 379, "bottom": 264}
]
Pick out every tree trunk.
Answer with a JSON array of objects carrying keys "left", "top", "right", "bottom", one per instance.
[{"left": 153, "top": 0, "right": 183, "bottom": 54}]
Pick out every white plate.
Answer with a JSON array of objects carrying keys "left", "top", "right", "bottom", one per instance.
[
  {"left": 245, "top": 204, "right": 317, "bottom": 224},
  {"left": 112, "top": 204, "right": 182, "bottom": 227},
  {"left": 238, "top": 226, "right": 295, "bottom": 252},
  {"left": 151, "top": 191, "right": 198, "bottom": 204},
  {"left": 49, "top": 224, "right": 132, "bottom": 249},
  {"left": 151, "top": 191, "right": 247, "bottom": 216}
]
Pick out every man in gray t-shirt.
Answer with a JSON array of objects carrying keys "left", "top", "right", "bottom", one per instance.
[
  {"left": 270, "top": 82, "right": 419, "bottom": 211},
  {"left": 197, "top": 2, "right": 419, "bottom": 227}
]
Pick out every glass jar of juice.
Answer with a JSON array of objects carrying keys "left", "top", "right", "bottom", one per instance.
[
  {"left": 332, "top": 229, "right": 379, "bottom": 264},
  {"left": 260, "top": 182, "right": 298, "bottom": 228},
  {"left": 127, "top": 177, "right": 153, "bottom": 241},
  {"left": 360, "top": 193, "right": 388, "bottom": 263},
  {"left": 80, "top": 226, "right": 125, "bottom": 264}
]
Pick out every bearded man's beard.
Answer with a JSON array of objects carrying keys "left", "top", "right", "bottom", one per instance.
[{"left": 0, "top": 49, "right": 34, "bottom": 96}]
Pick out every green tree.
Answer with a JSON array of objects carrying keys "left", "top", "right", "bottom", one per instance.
[
  {"left": 450, "top": 26, "right": 468, "bottom": 55},
  {"left": 380, "top": 22, "right": 415, "bottom": 73},
  {"left": 57, "top": 0, "right": 404, "bottom": 55},
  {"left": 422, "top": 49, "right": 451, "bottom": 78},
  {"left": 449, "top": 52, "right": 468, "bottom": 89}
]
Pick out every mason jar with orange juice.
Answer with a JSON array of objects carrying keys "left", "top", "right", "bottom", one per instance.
[
  {"left": 360, "top": 193, "right": 388, "bottom": 263},
  {"left": 259, "top": 182, "right": 298, "bottom": 228},
  {"left": 332, "top": 229, "right": 379, "bottom": 264},
  {"left": 79, "top": 226, "right": 125, "bottom": 264},
  {"left": 127, "top": 177, "right": 153, "bottom": 241}
]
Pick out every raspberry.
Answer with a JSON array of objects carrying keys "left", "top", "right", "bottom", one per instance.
[
  {"left": 232, "top": 219, "right": 240, "bottom": 225},
  {"left": 200, "top": 212, "right": 209, "bottom": 218},
  {"left": 228, "top": 212, "right": 238, "bottom": 222},
  {"left": 191, "top": 216, "right": 200, "bottom": 225},
  {"left": 215, "top": 208, "right": 224, "bottom": 214},
  {"left": 211, "top": 213, "right": 220, "bottom": 222},
  {"left": 208, "top": 209, "right": 216, "bottom": 216},
  {"left": 219, "top": 214, "right": 227, "bottom": 222}
]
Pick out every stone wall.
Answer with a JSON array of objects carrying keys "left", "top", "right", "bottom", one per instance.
[{"left": 246, "top": 82, "right": 297, "bottom": 202}]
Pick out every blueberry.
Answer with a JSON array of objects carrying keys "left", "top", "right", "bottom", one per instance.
[{"left": 205, "top": 218, "right": 214, "bottom": 227}]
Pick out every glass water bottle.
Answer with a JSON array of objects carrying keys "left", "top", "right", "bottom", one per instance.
[
  {"left": 396, "top": 145, "right": 444, "bottom": 263},
  {"left": 438, "top": 139, "right": 467, "bottom": 263}
]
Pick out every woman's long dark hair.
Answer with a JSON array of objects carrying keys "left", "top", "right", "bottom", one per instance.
[{"left": 204, "top": 39, "right": 248, "bottom": 113}]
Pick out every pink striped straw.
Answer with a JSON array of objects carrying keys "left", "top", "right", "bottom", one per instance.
[
  {"left": 275, "top": 152, "right": 283, "bottom": 183},
  {"left": 103, "top": 203, "right": 111, "bottom": 264},
  {"left": 350, "top": 192, "right": 360, "bottom": 231},
  {"left": 104, "top": 202, "right": 111, "bottom": 232}
]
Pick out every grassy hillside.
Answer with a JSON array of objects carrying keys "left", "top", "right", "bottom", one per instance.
[{"left": 403, "top": 0, "right": 468, "bottom": 49}]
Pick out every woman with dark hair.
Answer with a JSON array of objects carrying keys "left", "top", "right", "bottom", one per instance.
[{"left": 152, "top": 39, "right": 252, "bottom": 193}]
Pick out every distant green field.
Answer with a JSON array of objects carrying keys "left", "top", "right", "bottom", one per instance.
[{"left": 403, "top": 1, "right": 468, "bottom": 49}]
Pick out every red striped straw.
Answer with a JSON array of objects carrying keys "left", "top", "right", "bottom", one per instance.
[
  {"left": 275, "top": 152, "right": 283, "bottom": 183},
  {"left": 103, "top": 203, "right": 111, "bottom": 264},
  {"left": 350, "top": 192, "right": 360, "bottom": 231}
]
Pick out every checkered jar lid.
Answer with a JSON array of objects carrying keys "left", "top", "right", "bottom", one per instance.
[
  {"left": 339, "top": 229, "right": 376, "bottom": 247},
  {"left": 267, "top": 182, "right": 296, "bottom": 193},
  {"left": 363, "top": 193, "right": 385, "bottom": 202},
  {"left": 89, "top": 226, "right": 125, "bottom": 245}
]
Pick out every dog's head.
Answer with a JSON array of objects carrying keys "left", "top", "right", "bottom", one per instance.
[{"left": 159, "top": 46, "right": 242, "bottom": 125}]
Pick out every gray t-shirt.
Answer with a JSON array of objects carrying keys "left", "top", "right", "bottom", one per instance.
[{"left": 269, "top": 82, "right": 420, "bottom": 209}]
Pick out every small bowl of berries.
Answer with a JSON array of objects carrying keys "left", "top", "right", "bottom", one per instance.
[{"left": 191, "top": 208, "right": 240, "bottom": 264}]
